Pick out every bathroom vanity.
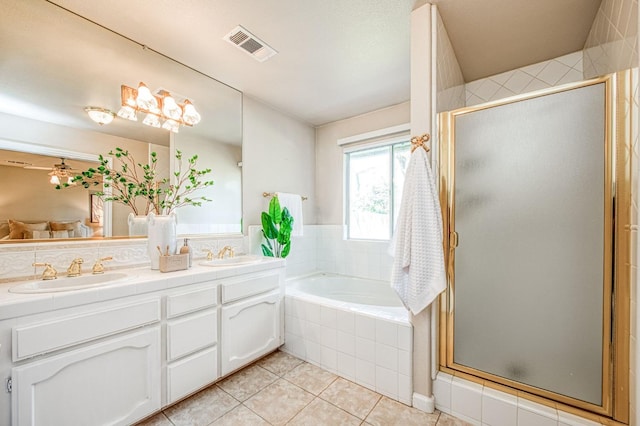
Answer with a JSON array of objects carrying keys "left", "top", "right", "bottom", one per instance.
[{"left": 0, "top": 259, "right": 285, "bottom": 426}]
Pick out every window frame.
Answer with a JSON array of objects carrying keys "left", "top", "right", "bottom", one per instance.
[{"left": 343, "top": 134, "right": 411, "bottom": 241}]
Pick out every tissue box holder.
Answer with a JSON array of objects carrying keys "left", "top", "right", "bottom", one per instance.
[{"left": 159, "top": 254, "right": 189, "bottom": 273}]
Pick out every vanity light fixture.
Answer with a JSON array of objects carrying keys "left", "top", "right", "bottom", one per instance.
[
  {"left": 116, "top": 82, "right": 202, "bottom": 133},
  {"left": 84, "top": 107, "right": 116, "bottom": 126}
]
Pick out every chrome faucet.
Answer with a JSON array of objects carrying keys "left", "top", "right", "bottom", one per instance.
[
  {"left": 66, "top": 258, "right": 84, "bottom": 277},
  {"left": 33, "top": 262, "right": 57, "bottom": 280},
  {"left": 92, "top": 256, "right": 113, "bottom": 274},
  {"left": 217, "top": 246, "right": 235, "bottom": 259}
]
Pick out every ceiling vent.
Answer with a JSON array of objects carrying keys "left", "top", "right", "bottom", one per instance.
[{"left": 223, "top": 25, "right": 277, "bottom": 62}]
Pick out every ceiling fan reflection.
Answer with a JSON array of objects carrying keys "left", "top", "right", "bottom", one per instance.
[{"left": 24, "top": 158, "right": 78, "bottom": 185}]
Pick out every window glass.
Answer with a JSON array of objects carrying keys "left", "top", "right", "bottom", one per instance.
[{"left": 346, "top": 140, "right": 410, "bottom": 240}]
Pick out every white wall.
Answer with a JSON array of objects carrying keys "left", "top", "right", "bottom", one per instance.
[
  {"left": 0, "top": 166, "right": 88, "bottom": 222},
  {"left": 241, "top": 96, "right": 316, "bottom": 233},
  {"left": 173, "top": 133, "right": 242, "bottom": 234},
  {"left": 315, "top": 101, "right": 410, "bottom": 225}
]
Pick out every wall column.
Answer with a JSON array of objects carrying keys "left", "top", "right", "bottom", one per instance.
[{"left": 409, "top": 2, "right": 436, "bottom": 413}]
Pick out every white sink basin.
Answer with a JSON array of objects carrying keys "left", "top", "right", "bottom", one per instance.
[
  {"left": 199, "top": 255, "right": 263, "bottom": 267},
  {"left": 9, "top": 273, "right": 131, "bottom": 294}
]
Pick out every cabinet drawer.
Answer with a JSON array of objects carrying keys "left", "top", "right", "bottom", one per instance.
[
  {"left": 13, "top": 299, "right": 161, "bottom": 361},
  {"left": 221, "top": 271, "right": 280, "bottom": 304},
  {"left": 167, "top": 308, "right": 217, "bottom": 362},
  {"left": 167, "top": 285, "right": 218, "bottom": 318},
  {"left": 167, "top": 346, "right": 218, "bottom": 404}
]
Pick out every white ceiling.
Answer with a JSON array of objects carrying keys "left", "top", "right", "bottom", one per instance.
[{"left": 11, "top": 0, "right": 602, "bottom": 127}]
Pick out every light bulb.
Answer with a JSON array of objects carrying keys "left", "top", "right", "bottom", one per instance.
[
  {"left": 182, "top": 100, "right": 201, "bottom": 125},
  {"left": 117, "top": 106, "right": 138, "bottom": 121},
  {"left": 85, "top": 107, "right": 115, "bottom": 126},
  {"left": 162, "top": 94, "right": 182, "bottom": 120},
  {"left": 50, "top": 174, "right": 60, "bottom": 185},
  {"left": 143, "top": 113, "right": 161, "bottom": 128},
  {"left": 67, "top": 175, "right": 76, "bottom": 185},
  {"left": 136, "top": 82, "right": 158, "bottom": 110},
  {"left": 162, "top": 119, "right": 180, "bottom": 133}
]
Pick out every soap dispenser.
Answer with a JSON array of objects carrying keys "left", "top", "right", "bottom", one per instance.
[{"left": 180, "top": 238, "right": 192, "bottom": 267}]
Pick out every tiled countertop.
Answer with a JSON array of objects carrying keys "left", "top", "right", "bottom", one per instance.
[{"left": 0, "top": 257, "right": 286, "bottom": 320}]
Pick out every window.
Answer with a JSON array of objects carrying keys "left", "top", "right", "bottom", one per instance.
[{"left": 345, "top": 140, "right": 411, "bottom": 240}]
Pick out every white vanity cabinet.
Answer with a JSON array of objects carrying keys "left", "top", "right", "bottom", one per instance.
[
  {"left": 165, "top": 284, "right": 219, "bottom": 404},
  {"left": 0, "top": 260, "right": 286, "bottom": 425},
  {"left": 9, "top": 298, "right": 162, "bottom": 426},
  {"left": 220, "top": 270, "right": 284, "bottom": 376}
]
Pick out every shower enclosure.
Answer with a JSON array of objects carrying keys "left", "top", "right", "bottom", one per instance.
[{"left": 438, "top": 71, "right": 632, "bottom": 422}]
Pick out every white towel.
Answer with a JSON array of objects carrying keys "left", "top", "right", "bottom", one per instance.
[
  {"left": 276, "top": 192, "right": 304, "bottom": 236},
  {"left": 390, "top": 147, "right": 446, "bottom": 315}
]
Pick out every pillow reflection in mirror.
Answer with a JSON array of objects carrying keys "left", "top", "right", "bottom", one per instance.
[
  {"left": 8, "top": 220, "right": 49, "bottom": 239},
  {"left": 50, "top": 221, "right": 82, "bottom": 237},
  {"left": 25, "top": 230, "right": 52, "bottom": 239},
  {"left": 51, "top": 230, "right": 71, "bottom": 239}
]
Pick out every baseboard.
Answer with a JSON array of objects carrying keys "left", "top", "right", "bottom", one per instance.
[{"left": 412, "top": 392, "right": 436, "bottom": 413}]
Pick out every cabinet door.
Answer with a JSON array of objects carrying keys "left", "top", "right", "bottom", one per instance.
[
  {"left": 221, "top": 290, "right": 282, "bottom": 376},
  {"left": 12, "top": 327, "right": 161, "bottom": 426}
]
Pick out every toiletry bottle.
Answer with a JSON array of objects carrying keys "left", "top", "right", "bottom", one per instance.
[{"left": 180, "top": 238, "right": 192, "bottom": 267}]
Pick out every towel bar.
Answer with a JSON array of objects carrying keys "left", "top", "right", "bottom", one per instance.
[{"left": 262, "top": 192, "right": 308, "bottom": 201}]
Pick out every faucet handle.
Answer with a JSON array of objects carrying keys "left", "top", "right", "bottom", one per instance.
[
  {"left": 92, "top": 256, "right": 113, "bottom": 274},
  {"left": 33, "top": 262, "right": 57, "bottom": 280},
  {"left": 66, "top": 258, "right": 84, "bottom": 277},
  {"left": 203, "top": 249, "right": 214, "bottom": 261}
]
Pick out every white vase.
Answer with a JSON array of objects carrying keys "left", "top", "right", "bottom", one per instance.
[
  {"left": 147, "top": 212, "right": 177, "bottom": 270},
  {"left": 128, "top": 213, "right": 148, "bottom": 236}
]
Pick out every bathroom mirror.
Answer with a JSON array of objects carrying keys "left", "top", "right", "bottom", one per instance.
[{"left": 0, "top": 0, "right": 243, "bottom": 241}]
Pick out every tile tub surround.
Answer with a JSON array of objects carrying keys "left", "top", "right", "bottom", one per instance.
[
  {"left": 282, "top": 294, "right": 413, "bottom": 406},
  {"left": 136, "top": 350, "right": 469, "bottom": 426},
  {"left": 247, "top": 225, "right": 394, "bottom": 282}
]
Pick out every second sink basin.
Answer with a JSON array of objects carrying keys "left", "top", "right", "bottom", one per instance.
[
  {"left": 9, "top": 272, "right": 131, "bottom": 294},
  {"left": 199, "top": 255, "right": 263, "bottom": 267}
]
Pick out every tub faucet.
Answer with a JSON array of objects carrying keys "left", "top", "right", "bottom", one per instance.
[
  {"left": 67, "top": 258, "right": 84, "bottom": 277},
  {"left": 217, "top": 246, "right": 235, "bottom": 259},
  {"left": 33, "top": 262, "right": 57, "bottom": 280}
]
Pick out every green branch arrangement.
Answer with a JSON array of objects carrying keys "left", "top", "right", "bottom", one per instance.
[
  {"left": 261, "top": 197, "right": 293, "bottom": 258},
  {"left": 58, "top": 147, "right": 214, "bottom": 215}
]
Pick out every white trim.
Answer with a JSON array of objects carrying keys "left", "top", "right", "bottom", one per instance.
[
  {"left": 1, "top": 139, "right": 100, "bottom": 163},
  {"left": 413, "top": 392, "right": 436, "bottom": 413},
  {"left": 341, "top": 134, "right": 410, "bottom": 154},
  {"left": 337, "top": 123, "right": 410, "bottom": 146}
]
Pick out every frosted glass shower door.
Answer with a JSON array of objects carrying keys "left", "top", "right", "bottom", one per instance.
[{"left": 449, "top": 82, "right": 609, "bottom": 407}]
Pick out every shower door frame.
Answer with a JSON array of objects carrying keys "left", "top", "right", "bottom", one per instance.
[{"left": 437, "top": 71, "right": 632, "bottom": 422}]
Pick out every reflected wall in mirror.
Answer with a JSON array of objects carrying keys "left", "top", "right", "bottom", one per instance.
[{"left": 0, "top": 0, "right": 242, "bottom": 242}]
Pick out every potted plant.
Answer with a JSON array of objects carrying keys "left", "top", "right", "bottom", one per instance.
[
  {"left": 59, "top": 147, "right": 214, "bottom": 269},
  {"left": 261, "top": 196, "right": 293, "bottom": 258},
  {"left": 59, "top": 147, "right": 214, "bottom": 215}
]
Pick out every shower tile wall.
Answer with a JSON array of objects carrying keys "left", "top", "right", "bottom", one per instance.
[
  {"left": 464, "top": 51, "right": 584, "bottom": 106},
  {"left": 435, "top": 8, "right": 465, "bottom": 113},
  {"left": 583, "top": 0, "right": 638, "bottom": 78}
]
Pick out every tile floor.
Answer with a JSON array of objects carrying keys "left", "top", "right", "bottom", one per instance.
[{"left": 136, "top": 350, "right": 470, "bottom": 426}]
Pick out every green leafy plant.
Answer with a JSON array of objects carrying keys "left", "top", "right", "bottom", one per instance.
[
  {"left": 261, "top": 197, "right": 294, "bottom": 258},
  {"left": 58, "top": 147, "right": 214, "bottom": 215}
]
